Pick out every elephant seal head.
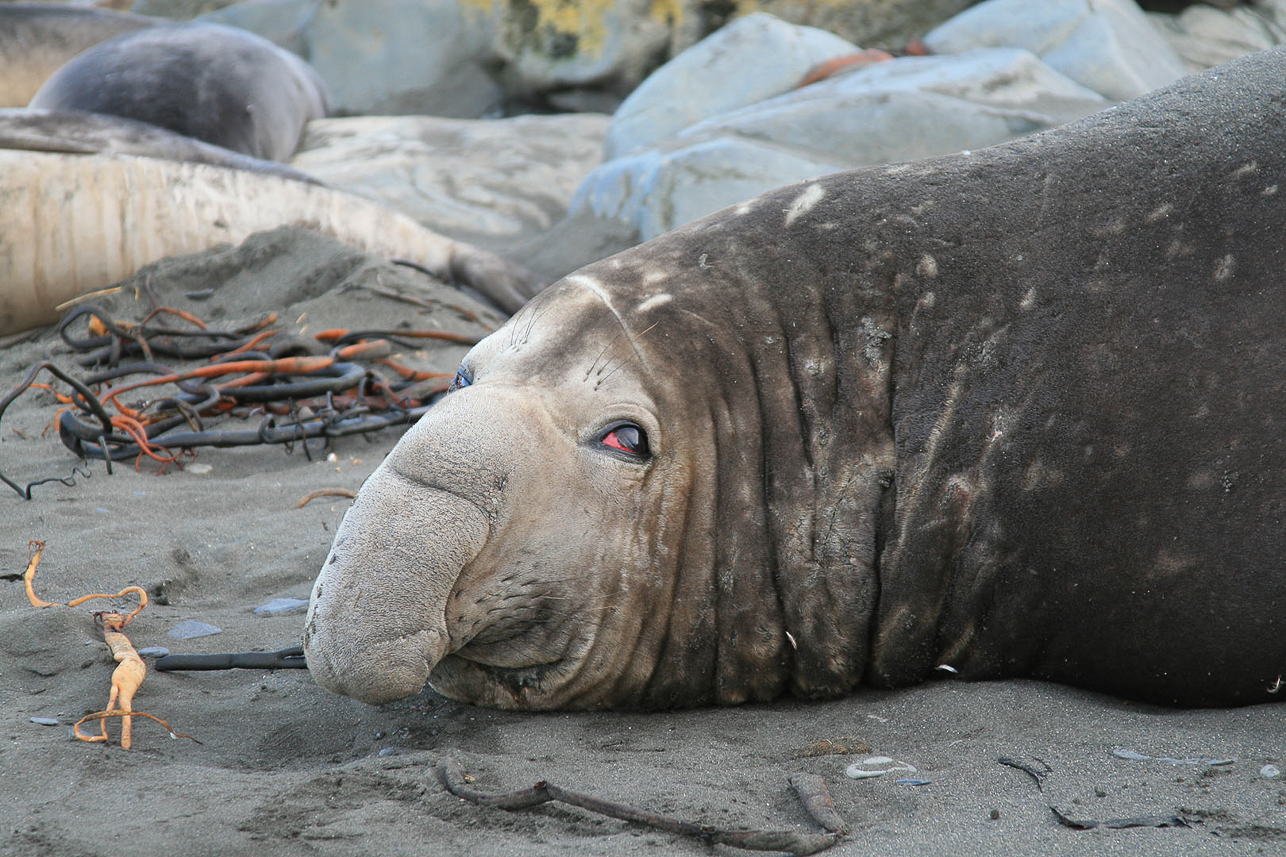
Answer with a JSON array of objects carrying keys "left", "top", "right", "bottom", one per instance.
[{"left": 304, "top": 206, "right": 895, "bottom": 709}]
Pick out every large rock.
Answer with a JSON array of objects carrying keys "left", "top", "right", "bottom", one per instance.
[
  {"left": 201, "top": 0, "right": 502, "bottom": 117},
  {"left": 923, "top": 0, "right": 1188, "bottom": 101},
  {"left": 604, "top": 12, "right": 859, "bottom": 159},
  {"left": 569, "top": 46, "right": 1107, "bottom": 247},
  {"left": 0, "top": 4, "right": 152, "bottom": 107},
  {"left": 196, "top": 0, "right": 979, "bottom": 117},
  {"left": 1148, "top": 4, "right": 1285, "bottom": 72},
  {"left": 289, "top": 112, "right": 611, "bottom": 252}
]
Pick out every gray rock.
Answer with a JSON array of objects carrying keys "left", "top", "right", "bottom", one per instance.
[
  {"left": 29, "top": 717, "right": 59, "bottom": 726},
  {"left": 167, "top": 619, "right": 223, "bottom": 640},
  {"left": 202, "top": 0, "right": 500, "bottom": 117},
  {"left": 740, "top": 0, "right": 974, "bottom": 52},
  {"left": 604, "top": 13, "right": 859, "bottom": 159},
  {"left": 1148, "top": 6, "right": 1285, "bottom": 73},
  {"left": 572, "top": 135, "right": 849, "bottom": 245},
  {"left": 253, "top": 597, "right": 309, "bottom": 616},
  {"left": 923, "top": 0, "right": 1188, "bottom": 101},
  {"left": 136, "top": 646, "right": 171, "bottom": 658},
  {"left": 289, "top": 112, "right": 610, "bottom": 251},
  {"left": 570, "top": 47, "right": 1106, "bottom": 243}
]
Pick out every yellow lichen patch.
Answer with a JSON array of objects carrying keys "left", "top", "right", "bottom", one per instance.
[{"left": 464, "top": 0, "right": 685, "bottom": 57}]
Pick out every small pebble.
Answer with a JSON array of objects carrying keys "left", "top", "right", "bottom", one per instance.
[
  {"left": 989, "top": 809, "right": 1000, "bottom": 820},
  {"left": 136, "top": 646, "right": 170, "bottom": 658},
  {"left": 30, "top": 717, "right": 59, "bottom": 726},
  {"left": 897, "top": 778, "right": 933, "bottom": 786},
  {"left": 1112, "top": 748, "right": 1151, "bottom": 761},
  {"left": 253, "top": 598, "right": 309, "bottom": 616},
  {"left": 186, "top": 463, "right": 212, "bottom": 475},
  {"left": 1261, "top": 764, "right": 1280, "bottom": 778},
  {"left": 378, "top": 747, "right": 400, "bottom": 757},
  {"left": 167, "top": 619, "right": 222, "bottom": 640}
]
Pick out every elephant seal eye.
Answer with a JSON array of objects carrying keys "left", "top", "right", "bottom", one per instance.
[
  {"left": 448, "top": 367, "right": 472, "bottom": 392},
  {"left": 600, "top": 423, "right": 649, "bottom": 457}
]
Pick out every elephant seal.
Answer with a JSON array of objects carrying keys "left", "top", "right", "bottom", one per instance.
[
  {"left": 0, "top": 4, "right": 152, "bottom": 108},
  {"left": 0, "top": 108, "right": 318, "bottom": 181},
  {"left": 0, "top": 150, "right": 545, "bottom": 336},
  {"left": 28, "top": 22, "right": 326, "bottom": 161},
  {"left": 304, "top": 47, "right": 1286, "bottom": 711}
]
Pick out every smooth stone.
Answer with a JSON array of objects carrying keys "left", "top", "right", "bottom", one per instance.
[
  {"left": 1148, "top": 6, "right": 1284, "bottom": 73},
  {"left": 254, "top": 598, "right": 309, "bottom": 616},
  {"left": 568, "top": 47, "right": 1105, "bottom": 243},
  {"left": 290, "top": 113, "right": 610, "bottom": 251},
  {"left": 29, "top": 717, "right": 59, "bottom": 726},
  {"left": 202, "top": 0, "right": 499, "bottom": 117},
  {"left": 1262, "top": 764, "right": 1281, "bottom": 778},
  {"left": 604, "top": 12, "right": 859, "bottom": 159},
  {"left": 923, "top": 0, "right": 1187, "bottom": 101},
  {"left": 167, "top": 619, "right": 222, "bottom": 640},
  {"left": 136, "top": 646, "right": 171, "bottom": 658}
]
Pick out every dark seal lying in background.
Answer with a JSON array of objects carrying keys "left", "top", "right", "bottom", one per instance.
[{"left": 304, "top": 46, "right": 1286, "bottom": 712}]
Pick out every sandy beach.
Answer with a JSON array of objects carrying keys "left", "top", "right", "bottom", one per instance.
[{"left": 0, "top": 228, "right": 1281, "bottom": 857}]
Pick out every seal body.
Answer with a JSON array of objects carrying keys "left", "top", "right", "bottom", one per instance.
[
  {"left": 305, "top": 48, "right": 1286, "bottom": 710},
  {"left": 29, "top": 22, "right": 326, "bottom": 161},
  {"left": 0, "top": 4, "right": 151, "bottom": 108},
  {"left": 0, "top": 108, "right": 318, "bottom": 181}
]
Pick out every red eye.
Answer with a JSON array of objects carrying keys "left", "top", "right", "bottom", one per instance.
[{"left": 601, "top": 423, "right": 649, "bottom": 457}]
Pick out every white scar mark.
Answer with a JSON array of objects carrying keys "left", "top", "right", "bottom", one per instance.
[
  {"left": 568, "top": 274, "right": 654, "bottom": 381},
  {"left": 636, "top": 293, "right": 673, "bottom": 313},
  {"left": 1145, "top": 202, "right": 1173, "bottom": 223},
  {"left": 784, "top": 183, "right": 825, "bottom": 226},
  {"left": 1214, "top": 254, "right": 1235, "bottom": 282},
  {"left": 1229, "top": 161, "right": 1258, "bottom": 180},
  {"left": 566, "top": 274, "right": 611, "bottom": 304}
]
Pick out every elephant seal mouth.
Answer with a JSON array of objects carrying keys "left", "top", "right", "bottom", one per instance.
[
  {"left": 305, "top": 624, "right": 450, "bottom": 705},
  {"left": 429, "top": 652, "right": 577, "bottom": 709}
]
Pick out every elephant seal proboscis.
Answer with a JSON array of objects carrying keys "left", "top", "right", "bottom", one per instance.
[
  {"left": 28, "top": 22, "right": 326, "bottom": 162},
  {"left": 304, "top": 47, "right": 1286, "bottom": 711}
]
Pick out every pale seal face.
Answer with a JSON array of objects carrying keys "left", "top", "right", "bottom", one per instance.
[{"left": 306, "top": 277, "right": 717, "bottom": 709}]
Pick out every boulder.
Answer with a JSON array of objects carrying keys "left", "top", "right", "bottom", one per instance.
[
  {"left": 201, "top": 0, "right": 501, "bottom": 117},
  {"left": 1148, "top": 4, "right": 1284, "bottom": 72},
  {"left": 569, "top": 46, "right": 1107, "bottom": 247},
  {"left": 604, "top": 12, "right": 859, "bottom": 159},
  {"left": 923, "top": 0, "right": 1188, "bottom": 101},
  {"left": 289, "top": 112, "right": 611, "bottom": 251}
]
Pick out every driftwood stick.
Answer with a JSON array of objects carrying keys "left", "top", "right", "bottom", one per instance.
[{"left": 441, "top": 757, "right": 844, "bottom": 856}]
